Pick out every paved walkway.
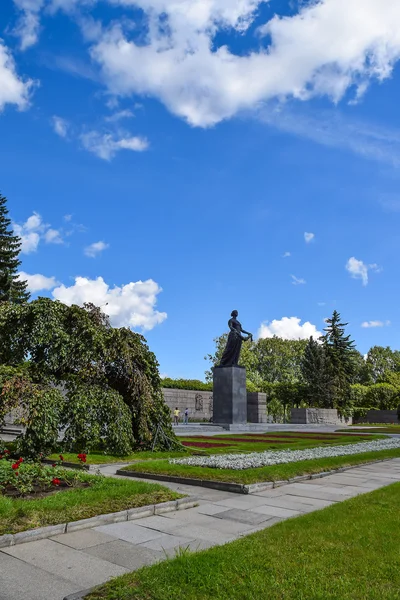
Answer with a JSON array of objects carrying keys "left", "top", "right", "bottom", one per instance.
[{"left": 1, "top": 458, "right": 400, "bottom": 600}]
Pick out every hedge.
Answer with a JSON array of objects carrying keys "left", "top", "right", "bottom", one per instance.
[{"left": 161, "top": 378, "right": 213, "bottom": 391}]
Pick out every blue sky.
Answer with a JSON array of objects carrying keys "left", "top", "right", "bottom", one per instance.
[{"left": 1, "top": 0, "right": 400, "bottom": 379}]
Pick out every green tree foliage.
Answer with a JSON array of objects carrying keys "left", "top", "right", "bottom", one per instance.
[
  {"left": 364, "top": 346, "right": 400, "bottom": 384},
  {"left": 0, "top": 193, "right": 29, "bottom": 304},
  {"left": 206, "top": 335, "right": 306, "bottom": 387},
  {"left": 320, "top": 310, "right": 357, "bottom": 416},
  {"left": 301, "top": 336, "right": 329, "bottom": 407},
  {"left": 0, "top": 298, "right": 176, "bottom": 452},
  {"left": 61, "top": 382, "right": 134, "bottom": 455},
  {"left": 1, "top": 373, "right": 63, "bottom": 458}
]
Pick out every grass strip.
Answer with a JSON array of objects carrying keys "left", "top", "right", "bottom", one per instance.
[
  {"left": 86, "top": 481, "right": 400, "bottom": 600},
  {"left": 121, "top": 447, "right": 400, "bottom": 484},
  {"left": 338, "top": 426, "right": 400, "bottom": 434},
  {"left": 0, "top": 476, "right": 181, "bottom": 535}
]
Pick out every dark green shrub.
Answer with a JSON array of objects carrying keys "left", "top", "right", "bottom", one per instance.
[
  {"left": 161, "top": 378, "right": 212, "bottom": 391},
  {"left": 365, "top": 383, "right": 400, "bottom": 410}
]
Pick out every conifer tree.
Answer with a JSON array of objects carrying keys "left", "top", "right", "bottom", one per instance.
[
  {"left": 0, "top": 193, "right": 30, "bottom": 303},
  {"left": 301, "top": 336, "right": 329, "bottom": 407},
  {"left": 321, "top": 310, "right": 356, "bottom": 415}
]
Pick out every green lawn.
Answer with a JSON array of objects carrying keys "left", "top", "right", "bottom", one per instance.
[
  {"left": 86, "top": 482, "right": 400, "bottom": 600},
  {"left": 121, "top": 447, "right": 400, "bottom": 484},
  {"left": 48, "top": 432, "right": 381, "bottom": 464},
  {"left": 47, "top": 450, "right": 190, "bottom": 465},
  {"left": 0, "top": 476, "right": 181, "bottom": 535},
  {"left": 338, "top": 425, "right": 400, "bottom": 434}
]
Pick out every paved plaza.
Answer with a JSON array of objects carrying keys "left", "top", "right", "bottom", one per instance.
[{"left": 1, "top": 458, "right": 400, "bottom": 600}]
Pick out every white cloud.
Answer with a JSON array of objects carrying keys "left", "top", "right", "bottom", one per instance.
[
  {"left": 52, "top": 276, "right": 167, "bottom": 330},
  {"left": 86, "top": 0, "right": 400, "bottom": 127},
  {"left": 12, "top": 0, "right": 44, "bottom": 50},
  {"left": 64, "top": 214, "right": 73, "bottom": 222},
  {"left": 282, "top": 251, "right": 291, "bottom": 258},
  {"left": 14, "top": 212, "right": 64, "bottom": 252},
  {"left": 346, "top": 257, "right": 381, "bottom": 286},
  {"left": 260, "top": 106, "right": 400, "bottom": 168},
  {"left": 304, "top": 232, "right": 315, "bottom": 243},
  {"left": 10, "top": 0, "right": 400, "bottom": 129},
  {"left": 84, "top": 240, "right": 109, "bottom": 257},
  {"left": 51, "top": 116, "right": 69, "bottom": 138},
  {"left": 258, "top": 316, "right": 322, "bottom": 341},
  {"left": 13, "top": 212, "right": 43, "bottom": 253},
  {"left": 361, "top": 320, "right": 391, "bottom": 328},
  {"left": 291, "top": 274, "right": 306, "bottom": 285},
  {"left": 80, "top": 131, "right": 149, "bottom": 160},
  {"left": 44, "top": 228, "right": 63, "bottom": 244},
  {"left": 18, "top": 271, "right": 59, "bottom": 292},
  {"left": 0, "top": 42, "right": 31, "bottom": 111},
  {"left": 105, "top": 109, "right": 135, "bottom": 122}
]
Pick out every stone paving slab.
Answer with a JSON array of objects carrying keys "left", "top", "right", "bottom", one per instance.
[
  {"left": 212, "top": 496, "right": 275, "bottom": 510},
  {"left": 250, "top": 504, "right": 301, "bottom": 518},
  {"left": 213, "top": 508, "right": 273, "bottom": 525},
  {"left": 0, "top": 552, "right": 80, "bottom": 600},
  {"left": 281, "top": 494, "right": 335, "bottom": 508},
  {"left": 274, "top": 486, "right": 349, "bottom": 502},
  {"left": 51, "top": 529, "right": 118, "bottom": 550},
  {"left": 141, "top": 533, "right": 197, "bottom": 552},
  {"left": 2, "top": 538, "right": 128, "bottom": 588},
  {"left": 84, "top": 540, "right": 162, "bottom": 570},
  {"left": 170, "top": 524, "right": 238, "bottom": 545},
  {"left": 94, "top": 522, "right": 165, "bottom": 545}
]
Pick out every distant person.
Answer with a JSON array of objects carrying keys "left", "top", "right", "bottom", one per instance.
[
  {"left": 173, "top": 407, "right": 180, "bottom": 425},
  {"left": 184, "top": 407, "right": 189, "bottom": 425}
]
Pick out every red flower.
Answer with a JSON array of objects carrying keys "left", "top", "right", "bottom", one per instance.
[
  {"left": 52, "top": 463, "right": 57, "bottom": 467},
  {"left": 18, "top": 458, "right": 23, "bottom": 464},
  {"left": 59, "top": 455, "right": 64, "bottom": 461},
  {"left": 15, "top": 471, "right": 18, "bottom": 476},
  {"left": 52, "top": 478, "right": 61, "bottom": 486},
  {"left": 77, "top": 453, "right": 87, "bottom": 463},
  {"left": 11, "top": 463, "right": 19, "bottom": 470},
  {"left": 4, "top": 449, "right": 10, "bottom": 455}
]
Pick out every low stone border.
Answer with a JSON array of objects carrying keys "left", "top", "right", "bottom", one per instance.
[
  {"left": 0, "top": 496, "right": 197, "bottom": 549},
  {"left": 118, "top": 457, "right": 395, "bottom": 495},
  {"left": 41, "top": 458, "right": 91, "bottom": 471}
]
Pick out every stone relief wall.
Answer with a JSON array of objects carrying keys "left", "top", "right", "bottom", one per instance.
[
  {"left": 291, "top": 408, "right": 352, "bottom": 425},
  {"left": 162, "top": 388, "right": 213, "bottom": 421}
]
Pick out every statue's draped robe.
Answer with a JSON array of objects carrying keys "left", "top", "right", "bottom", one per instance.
[{"left": 219, "top": 319, "right": 243, "bottom": 367}]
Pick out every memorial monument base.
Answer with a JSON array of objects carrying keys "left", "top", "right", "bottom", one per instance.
[{"left": 212, "top": 365, "right": 247, "bottom": 425}]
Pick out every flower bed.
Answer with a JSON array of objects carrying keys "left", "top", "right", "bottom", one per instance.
[
  {"left": 0, "top": 452, "right": 88, "bottom": 498},
  {"left": 181, "top": 441, "right": 230, "bottom": 448},
  {"left": 170, "top": 438, "right": 400, "bottom": 470}
]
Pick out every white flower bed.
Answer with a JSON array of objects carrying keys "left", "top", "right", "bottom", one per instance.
[{"left": 170, "top": 438, "right": 400, "bottom": 470}]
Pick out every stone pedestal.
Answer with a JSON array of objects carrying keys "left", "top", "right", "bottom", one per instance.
[{"left": 212, "top": 366, "right": 247, "bottom": 425}]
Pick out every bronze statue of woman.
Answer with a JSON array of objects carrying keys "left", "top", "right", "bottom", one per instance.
[{"left": 218, "top": 310, "right": 253, "bottom": 367}]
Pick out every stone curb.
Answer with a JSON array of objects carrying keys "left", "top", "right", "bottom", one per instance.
[
  {"left": 118, "top": 457, "right": 396, "bottom": 496},
  {"left": 117, "top": 470, "right": 247, "bottom": 493},
  {"left": 0, "top": 496, "right": 198, "bottom": 549}
]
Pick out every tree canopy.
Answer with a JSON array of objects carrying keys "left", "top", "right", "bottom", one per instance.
[{"left": 0, "top": 298, "right": 176, "bottom": 453}]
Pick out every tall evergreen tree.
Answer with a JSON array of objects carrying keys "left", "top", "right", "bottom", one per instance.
[
  {"left": 321, "top": 310, "right": 356, "bottom": 415},
  {"left": 0, "top": 193, "right": 30, "bottom": 303},
  {"left": 301, "top": 336, "right": 329, "bottom": 407}
]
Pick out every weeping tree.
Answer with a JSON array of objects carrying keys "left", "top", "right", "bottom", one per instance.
[{"left": 0, "top": 298, "right": 176, "bottom": 455}]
